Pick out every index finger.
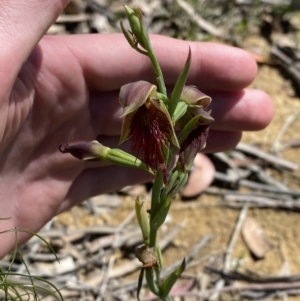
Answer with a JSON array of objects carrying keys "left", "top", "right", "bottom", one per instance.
[{"left": 50, "top": 33, "right": 257, "bottom": 91}]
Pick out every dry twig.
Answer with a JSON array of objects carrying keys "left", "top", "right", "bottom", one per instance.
[{"left": 175, "top": 0, "right": 225, "bottom": 38}]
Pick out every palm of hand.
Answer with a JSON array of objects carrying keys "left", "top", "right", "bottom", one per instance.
[
  {"left": 0, "top": 38, "right": 112, "bottom": 249},
  {"left": 0, "top": 38, "right": 84, "bottom": 231}
]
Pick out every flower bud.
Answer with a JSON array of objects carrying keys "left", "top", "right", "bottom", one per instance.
[
  {"left": 59, "top": 140, "right": 108, "bottom": 160},
  {"left": 120, "top": 19, "right": 137, "bottom": 48},
  {"left": 59, "top": 140, "right": 153, "bottom": 174},
  {"left": 123, "top": 6, "right": 148, "bottom": 49},
  {"left": 180, "top": 85, "right": 212, "bottom": 108},
  {"left": 175, "top": 86, "right": 214, "bottom": 171}
]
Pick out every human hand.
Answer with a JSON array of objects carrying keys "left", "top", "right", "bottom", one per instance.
[{"left": 0, "top": 0, "right": 273, "bottom": 257}]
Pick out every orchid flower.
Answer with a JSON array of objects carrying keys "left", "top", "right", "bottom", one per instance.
[
  {"left": 119, "top": 81, "right": 179, "bottom": 183},
  {"left": 177, "top": 85, "right": 214, "bottom": 170}
]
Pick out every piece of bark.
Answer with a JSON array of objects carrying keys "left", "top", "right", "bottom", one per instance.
[
  {"left": 181, "top": 154, "right": 215, "bottom": 198},
  {"left": 242, "top": 217, "right": 273, "bottom": 259}
]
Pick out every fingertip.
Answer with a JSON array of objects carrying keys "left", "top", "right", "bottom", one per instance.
[
  {"left": 251, "top": 89, "right": 274, "bottom": 130},
  {"left": 232, "top": 47, "right": 258, "bottom": 87},
  {"left": 234, "top": 89, "right": 274, "bottom": 131},
  {"left": 209, "top": 88, "right": 273, "bottom": 132},
  {"left": 205, "top": 130, "right": 242, "bottom": 153}
]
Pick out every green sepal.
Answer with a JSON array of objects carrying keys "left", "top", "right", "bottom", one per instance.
[
  {"left": 156, "top": 92, "right": 170, "bottom": 104},
  {"left": 137, "top": 268, "right": 144, "bottom": 301},
  {"left": 169, "top": 47, "right": 191, "bottom": 117},
  {"left": 123, "top": 6, "right": 150, "bottom": 50},
  {"left": 135, "top": 198, "right": 150, "bottom": 246},
  {"left": 160, "top": 258, "right": 186, "bottom": 298},
  {"left": 107, "top": 148, "right": 154, "bottom": 174},
  {"left": 120, "top": 19, "right": 136, "bottom": 48},
  {"left": 150, "top": 195, "right": 172, "bottom": 230},
  {"left": 139, "top": 20, "right": 151, "bottom": 51},
  {"left": 124, "top": 6, "right": 143, "bottom": 45}
]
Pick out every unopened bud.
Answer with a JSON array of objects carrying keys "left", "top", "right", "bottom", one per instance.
[
  {"left": 59, "top": 140, "right": 153, "bottom": 174},
  {"left": 59, "top": 140, "right": 107, "bottom": 160},
  {"left": 123, "top": 5, "right": 149, "bottom": 49}
]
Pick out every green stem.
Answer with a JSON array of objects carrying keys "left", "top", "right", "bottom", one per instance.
[
  {"left": 150, "top": 169, "right": 163, "bottom": 248},
  {"left": 145, "top": 269, "right": 160, "bottom": 295},
  {"left": 149, "top": 228, "right": 157, "bottom": 249},
  {"left": 154, "top": 266, "right": 160, "bottom": 284},
  {"left": 147, "top": 45, "right": 166, "bottom": 95},
  {"left": 151, "top": 170, "right": 163, "bottom": 217},
  {"left": 156, "top": 244, "right": 163, "bottom": 268},
  {"left": 149, "top": 229, "right": 157, "bottom": 248}
]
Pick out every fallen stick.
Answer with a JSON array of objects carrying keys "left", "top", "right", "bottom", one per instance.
[{"left": 236, "top": 143, "right": 299, "bottom": 170}]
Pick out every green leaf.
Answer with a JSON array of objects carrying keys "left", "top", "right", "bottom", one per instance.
[
  {"left": 0, "top": 228, "right": 60, "bottom": 263},
  {"left": 150, "top": 195, "right": 172, "bottom": 230},
  {"left": 177, "top": 115, "right": 201, "bottom": 144},
  {"left": 172, "top": 172, "right": 189, "bottom": 195},
  {"left": 161, "top": 169, "right": 179, "bottom": 200},
  {"left": 160, "top": 258, "right": 186, "bottom": 298},
  {"left": 135, "top": 198, "right": 150, "bottom": 246},
  {"left": 169, "top": 47, "right": 191, "bottom": 117}
]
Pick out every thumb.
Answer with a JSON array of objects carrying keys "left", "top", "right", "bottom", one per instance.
[{"left": 0, "top": 0, "right": 70, "bottom": 96}]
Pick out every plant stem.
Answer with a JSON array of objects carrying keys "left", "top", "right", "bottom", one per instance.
[
  {"left": 147, "top": 45, "right": 166, "bottom": 95},
  {"left": 149, "top": 228, "right": 157, "bottom": 248},
  {"left": 145, "top": 269, "right": 160, "bottom": 295},
  {"left": 149, "top": 169, "right": 163, "bottom": 248}
]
